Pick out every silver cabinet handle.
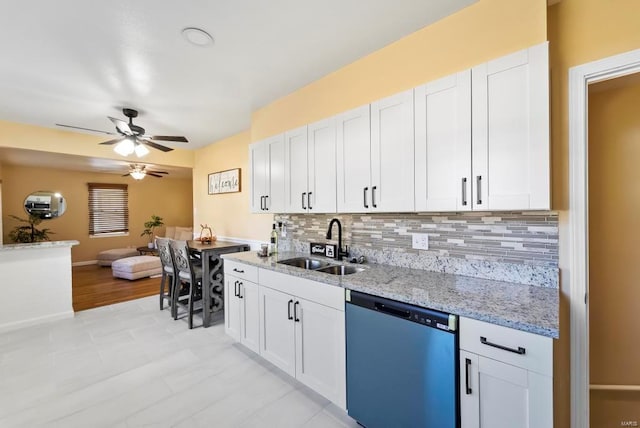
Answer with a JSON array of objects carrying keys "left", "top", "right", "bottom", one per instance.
[
  {"left": 302, "top": 192, "right": 306, "bottom": 210},
  {"left": 462, "top": 178, "right": 467, "bottom": 206},
  {"left": 372, "top": 186, "right": 377, "bottom": 208},
  {"left": 307, "top": 192, "right": 312, "bottom": 210},
  {"left": 476, "top": 176, "right": 482, "bottom": 205},
  {"left": 363, "top": 187, "right": 369, "bottom": 209}
]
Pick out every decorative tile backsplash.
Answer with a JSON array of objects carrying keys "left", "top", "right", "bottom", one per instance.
[{"left": 274, "top": 212, "right": 559, "bottom": 288}]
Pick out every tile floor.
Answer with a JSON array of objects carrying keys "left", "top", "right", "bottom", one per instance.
[{"left": 0, "top": 297, "right": 359, "bottom": 428}]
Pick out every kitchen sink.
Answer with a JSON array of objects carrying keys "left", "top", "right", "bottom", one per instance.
[
  {"left": 315, "top": 265, "right": 364, "bottom": 276},
  {"left": 277, "top": 257, "right": 332, "bottom": 270}
]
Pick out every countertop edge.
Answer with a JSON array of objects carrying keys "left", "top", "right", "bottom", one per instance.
[{"left": 0, "top": 240, "right": 80, "bottom": 251}]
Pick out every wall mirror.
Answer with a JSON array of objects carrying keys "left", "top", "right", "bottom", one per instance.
[{"left": 24, "top": 191, "right": 67, "bottom": 219}]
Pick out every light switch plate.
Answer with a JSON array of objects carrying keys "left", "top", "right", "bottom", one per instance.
[{"left": 412, "top": 233, "right": 429, "bottom": 250}]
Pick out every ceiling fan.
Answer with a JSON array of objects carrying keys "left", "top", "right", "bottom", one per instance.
[
  {"left": 56, "top": 108, "right": 188, "bottom": 155},
  {"left": 123, "top": 164, "right": 169, "bottom": 180}
]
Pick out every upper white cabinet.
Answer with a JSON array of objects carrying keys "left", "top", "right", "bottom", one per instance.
[
  {"left": 250, "top": 134, "right": 285, "bottom": 213},
  {"left": 415, "top": 70, "right": 472, "bottom": 212},
  {"left": 336, "top": 90, "right": 415, "bottom": 213},
  {"left": 284, "top": 118, "right": 337, "bottom": 213},
  {"left": 471, "top": 42, "right": 550, "bottom": 211}
]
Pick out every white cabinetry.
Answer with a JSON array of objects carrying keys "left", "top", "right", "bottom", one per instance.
[
  {"left": 224, "top": 261, "right": 260, "bottom": 353},
  {"left": 336, "top": 90, "right": 414, "bottom": 213},
  {"left": 459, "top": 317, "right": 553, "bottom": 428},
  {"left": 471, "top": 42, "right": 550, "bottom": 210},
  {"left": 415, "top": 70, "right": 471, "bottom": 212},
  {"left": 259, "top": 269, "right": 346, "bottom": 409},
  {"left": 250, "top": 134, "right": 285, "bottom": 213},
  {"left": 284, "top": 119, "right": 337, "bottom": 214}
]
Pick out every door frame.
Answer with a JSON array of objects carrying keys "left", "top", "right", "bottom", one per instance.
[{"left": 569, "top": 47, "right": 640, "bottom": 428}]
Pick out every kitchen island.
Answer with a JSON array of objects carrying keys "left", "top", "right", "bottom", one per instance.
[{"left": 0, "top": 240, "right": 78, "bottom": 332}]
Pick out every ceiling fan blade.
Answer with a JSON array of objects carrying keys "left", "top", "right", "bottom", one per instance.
[
  {"left": 141, "top": 140, "right": 174, "bottom": 152},
  {"left": 148, "top": 170, "right": 169, "bottom": 174},
  {"left": 55, "top": 124, "right": 116, "bottom": 135},
  {"left": 149, "top": 135, "right": 188, "bottom": 143},
  {"left": 108, "top": 116, "right": 132, "bottom": 135},
  {"left": 147, "top": 173, "right": 164, "bottom": 178},
  {"left": 122, "top": 173, "right": 131, "bottom": 177},
  {"left": 100, "top": 137, "right": 127, "bottom": 145}
]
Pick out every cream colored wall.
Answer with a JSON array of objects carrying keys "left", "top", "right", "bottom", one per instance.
[
  {"left": 548, "top": 1, "right": 640, "bottom": 426},
  {"left": 251, "top": 0, "right": 547, "bottom": 141},
  {"left": 193, "top": 131, "right": 272, "bottom": 242},
  {"left": 2, "top": 164, "right": 193, "bottom": 263},
  {"left": 0, "top": 120, "right": 194, "bottom": 168}
]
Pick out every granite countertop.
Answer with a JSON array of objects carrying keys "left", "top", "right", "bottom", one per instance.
[
  {"left": 0, "top": 240, "right": 79, "bottom": 252},
  {"left": 222, "top": 251, "right": 559, "bottom": 339}
]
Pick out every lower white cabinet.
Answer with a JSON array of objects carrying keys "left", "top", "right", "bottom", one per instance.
[
  {"left": 224, "top": 274, "right": 260, "bottom": 354},
  {"left": 224, "top": 262, "right": 346, "bottom": 410},
  {"left": 459, "top": 317, "right": 553, "bottom": 428}
]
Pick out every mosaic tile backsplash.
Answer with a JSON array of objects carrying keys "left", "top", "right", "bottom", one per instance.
[{"left": 274, "top": 212, "right": 559, "bottom": 288}]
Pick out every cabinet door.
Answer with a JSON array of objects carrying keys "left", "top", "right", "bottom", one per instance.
[
  {"left": 371, "top": 89, "right": 415, "bottom": 212},
  {"left": 415, "top": 71, "right": 472, "bottom": 212},
  {"left": 472, "top": 42, "right": 550, "bottom": 210},
  {"left": 336, "top": 105, "right": 371, "bottom": 212},
  {"left": 284, "top": 126, "right": 309, "bottom": 214},
  {"left": 239, "top": 280, "right": 260, "bottom": 354},
  {"left": 308, "top": 117, "right": 337, "bottom": 213},
  {"left": 224, "top": 275, "right": 241, "bottom": 341},
  {"left": 294, "top": 298, "right": 346, "bottom": 409},
  {"left": 250, "top": 142, "right": 268, "bottom": 213},
  {"left": 259, "top": 286, "right": 296, "bottom": 377},
  {"left": 266, "top": 134, "right": 286, "bottom": 212}
]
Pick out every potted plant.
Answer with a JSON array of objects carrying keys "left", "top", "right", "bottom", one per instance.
[
  {"left": 140, "top": 214, "right": 164, "bottom": 248},
  {"left": 9, "top": 214, "right": 55, "bottom": 243}
]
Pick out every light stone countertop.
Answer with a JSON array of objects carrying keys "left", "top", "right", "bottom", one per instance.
[
  {"left": 0, "top": 240, "right": 79, "bottom": 252},
  {"left": 222, "top": 251, "right": 559, "bottom": 338}
]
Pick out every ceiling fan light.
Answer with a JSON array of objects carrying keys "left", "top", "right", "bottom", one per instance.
[
  {"left": 134, "top": 144, "right": 150, "bottom": 158},
  {"left": 130, "top": 171, "right": 146, "bottom": 180},
  {"left": 114, "top": 139, "right": 135, "bottom": 156}
]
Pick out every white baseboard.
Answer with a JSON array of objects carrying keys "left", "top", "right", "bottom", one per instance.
[
  {"left": 0, "top": 310, "right": 75, "bottom": 334},
  {"left": 73, "top": 260, "right": 98, "bottom": 267},
  {"left": 216, "top": 236, "right": 263, "bottom": 251}
]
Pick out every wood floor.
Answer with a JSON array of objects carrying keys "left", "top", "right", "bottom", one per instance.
[{"left": 72, "top": 264, "right": 161, "bottom": 312}]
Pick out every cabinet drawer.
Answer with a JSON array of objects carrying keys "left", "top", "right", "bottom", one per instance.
[
  {"left": 223, "top": 261, "right": 258, "bottom": 283},
  {"left": 259, "top": 268, "right": 344, "bottom": 311},
  {"left": 460, "top": 317, "right": 552, "bottom": 376}
]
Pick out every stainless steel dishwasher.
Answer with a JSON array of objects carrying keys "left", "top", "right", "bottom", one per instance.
[{"left": 346, "top": 290, "right": 459, "bottom": 428}]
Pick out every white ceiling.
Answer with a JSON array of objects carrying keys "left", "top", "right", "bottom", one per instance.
[{"left": 0, "top": 0, "right": 476, "bottom": 151}]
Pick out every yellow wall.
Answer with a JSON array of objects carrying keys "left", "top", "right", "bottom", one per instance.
[
  {"left": 2, "top": 164, "right": 193, "bottom": 262},
  {"left": 0, "top": 120, "right": 194, "bottom": 168},
  {"left": 251, "top": 0, "right": 547, "bottom": 141},
  {"left": 193, "top": 131, "right": 272, "bottom": 241},
  {"left": 588, "top": 77, "right": 640, "bottom": 426}
]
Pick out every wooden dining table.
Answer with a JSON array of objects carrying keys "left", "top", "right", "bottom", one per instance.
[{"left": 188, "top": 240, "right": 250, "bottom": 327}]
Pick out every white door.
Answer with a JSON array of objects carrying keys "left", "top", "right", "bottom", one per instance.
[
  {"left": 284, "top": 126, "right": 309, "bottom": 213},
  {"left": 259, "top": 286, "right": 296, "bottom": 377},
  {"left": 307, "top": 117, "right": 337, "bottom": 213},
  {"left": 294, "top": 298, "right": 346, "bottom": 409},
  {"left": 224, "top": 275, "right": 241, "bottom": 341},
  {"left": 460, "top": 351, "right": 480, "bottom": 428},
  {"left": 370, "top": 89, "right": 415, "bottom": 212},
  {"left": 472, "top": 42, "right": 549, "bottom": 210},
  {"left": 250, "top": 142, "right": 268, "bottom": 213},
  {"left": 266, "top": 134, "right": 286, "bottom": 212},
  {"left": 239, "top": 280, "right": 260, "bottom": 354},
  {"left": 336, "top": 105, "right": 371, "bottom": 213},
  {"left": 415, "top": 71, "right": 472, "bottom": 212}
]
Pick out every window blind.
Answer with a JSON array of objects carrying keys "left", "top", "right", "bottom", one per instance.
[{"left": 88, "top": 183, "right": 129, "bottom": 235}]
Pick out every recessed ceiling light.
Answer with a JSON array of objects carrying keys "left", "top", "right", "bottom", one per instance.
[{"left": 181, "top": 27, "right": 214, "bottom": 47}]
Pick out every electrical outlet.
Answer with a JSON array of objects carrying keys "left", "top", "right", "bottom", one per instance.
[{"left": 412, "top": 233, "right": 429, "bottom": 250}]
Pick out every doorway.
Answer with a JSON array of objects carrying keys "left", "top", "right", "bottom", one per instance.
[
  {"left": 569, "top": 48, "right": 640, "bottom": 428},
  {"left": 588, "top": 73, "right": 640, "bottom": 427}
]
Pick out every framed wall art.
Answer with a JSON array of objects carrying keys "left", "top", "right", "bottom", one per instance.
[{"left": 208, "top": 168, "right": 241, "bottom": 195}]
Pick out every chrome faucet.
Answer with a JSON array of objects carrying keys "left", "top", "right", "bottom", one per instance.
[{"left": 326, "top": 218, "right": 349, "bottom": 261}]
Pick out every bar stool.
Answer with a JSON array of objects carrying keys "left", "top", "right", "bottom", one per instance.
[
  {"left": 156, "top": 237, "right": 176, "bottom": 316},
  {"left": 170, "top": 239, "right": 203, "bottom": 329}
]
